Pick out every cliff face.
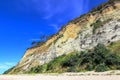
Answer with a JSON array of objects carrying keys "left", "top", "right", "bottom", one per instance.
[{"left": 8, "top": 1, "right": 120, "bottom": 74}]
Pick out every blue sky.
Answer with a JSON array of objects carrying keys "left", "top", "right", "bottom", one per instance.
[{"left": 0, "top": 0, "right": 107, "bottom": 74}]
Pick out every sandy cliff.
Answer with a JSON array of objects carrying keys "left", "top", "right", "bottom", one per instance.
[{"left": 7, "top": 0, "right": 120, "bottom": 74}]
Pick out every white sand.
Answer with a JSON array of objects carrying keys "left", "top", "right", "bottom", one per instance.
[
  {"left": 0, "top": 75, "right": 120, "bottom": 80},
  {"left": 0, "top": 70, "right": 120, "bottom": 80}
]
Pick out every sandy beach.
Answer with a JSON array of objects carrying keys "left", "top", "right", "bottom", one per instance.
[
  {"left": 0, "top": 71, "right": 120, "bottom": 80},
  {"left": 0, "top": 75, "right": 120, "bottom": 80}
]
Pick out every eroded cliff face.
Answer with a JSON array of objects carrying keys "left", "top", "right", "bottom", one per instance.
[{"left": 8, "top": 1, "right": 120, "bottom": 74}]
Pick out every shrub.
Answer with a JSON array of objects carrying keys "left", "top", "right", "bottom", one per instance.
[
  {"left": 85, "top": 64, "right": 93, "bottom": 71},
  {"left": 28, "top": 44, "right": 120, "bottom": 73},
  {"left": 95, "top": 63, "right": 109, "bottom": 72},
  {"left": 67, "top": 67, "right": 76, "bottom": 72},
  {"left": 39, "top": 64, "right": 48, "bottom": 73}
]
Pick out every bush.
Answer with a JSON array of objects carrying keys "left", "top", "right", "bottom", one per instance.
[
  {"left": 67, "top": 67, "right": 76, "bottom": 72},
  {"left": 95, "top": 63, "right": 109, "bottom": 72},
  {"left": 39, "top": 64, "right": 48, "bottom": 73},
  {"left": 28, "top": 44, "right": 120, "bottom": 73},
  {"left": 85, "top": 64, "right": 94, "bottom": 71}
]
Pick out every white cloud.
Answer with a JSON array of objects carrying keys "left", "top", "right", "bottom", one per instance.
[
  {"left": 43, "top": 0, "right": 68, "bottom": 19},
  {"left": 43, "top": 14, "right": 53, "bottom": 20},
  {"left": 14, "top": 0, "right": 88, "bottom": 20}
]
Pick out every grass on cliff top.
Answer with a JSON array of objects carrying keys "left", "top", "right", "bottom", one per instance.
[{"left": 27, "top": 43, "right": 120, "bottom": 74}]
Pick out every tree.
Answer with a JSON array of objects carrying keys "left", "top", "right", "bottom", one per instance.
[{"left": 31, "top": 41, "right": 37, "bottom": 45}]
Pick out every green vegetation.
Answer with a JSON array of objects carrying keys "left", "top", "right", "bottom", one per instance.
[
  {"left": 91, "top": 19, "right": 102, "bottom": 33},
  {"left": 69, "top": 0, "right": 120, "bottom": 24},
  {"left": 30, "top": 34, "right": 64, "bottom": 49},
  {"left": 108, "top": 41, "right": 120, "bottom": 55},
  {"left": 30, "top": 34, "right": 57, "bottom": 49},
  {"left": 95, "top": 63, "right": 109, "bottom": 72},
  {"left": 30, "top": 35, "right": 47, "bottom": 49},
  {"left": 69, "top": 14, "right": 86, "bottom": 24},
  {"left": 90, "top": 0, "right": 120, "bottom": 13},
  {"left": 109, "top": 0, "right": 120, "bottom": 2},
  {"left": 91, "top": 19, "right": 112, "bottom": 33},
  {"left": 54, "top": 34, "right": 64, "bottom": 44},
  {"left": 27, "top": 43, "right": 120, "bottom": 73}
]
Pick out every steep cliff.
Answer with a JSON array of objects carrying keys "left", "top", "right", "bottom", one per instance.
[{"left": 7, "top": 0, "right": 120, "bottom": 74}]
